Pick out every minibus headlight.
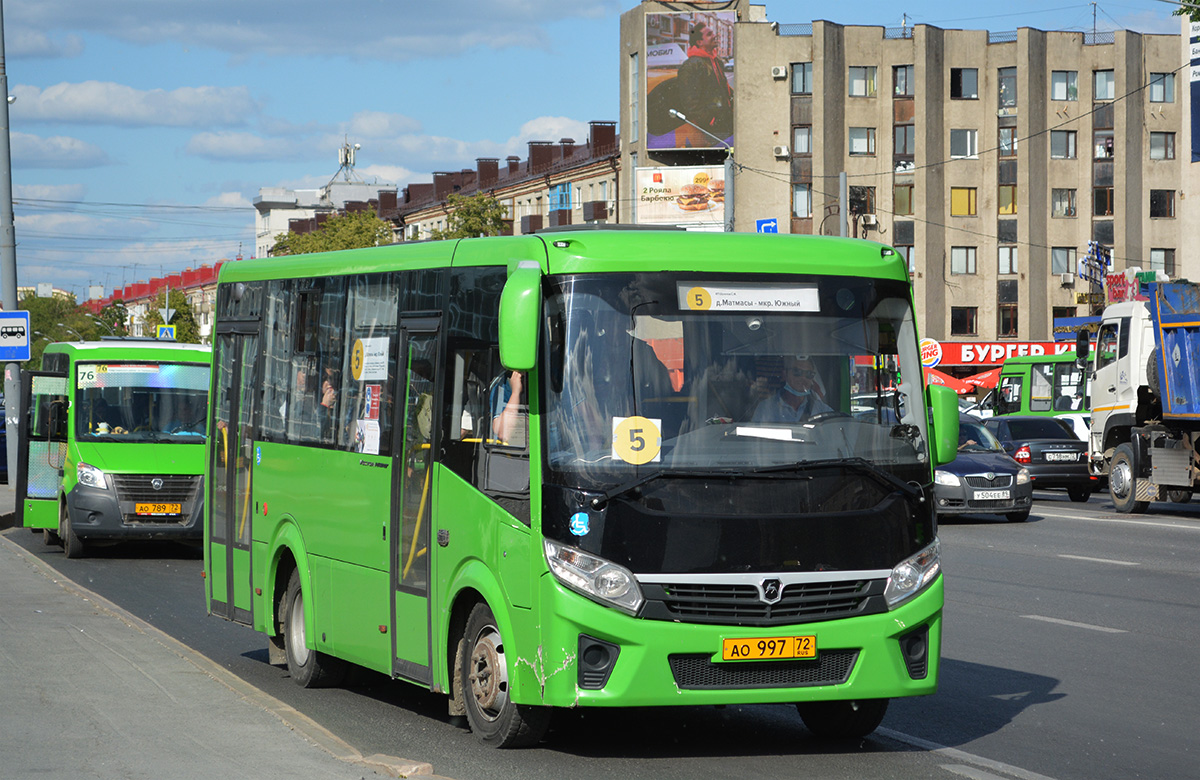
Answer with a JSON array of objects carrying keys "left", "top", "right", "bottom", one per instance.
[
  {"left": 884, "top": 539, "right": 941, "bottom": 608},
  {"left": 544, "top": 539, "right": 643, "bottom": 615},
  {"left": 77, "top": 462, "right": 108, "bottom": 490}
]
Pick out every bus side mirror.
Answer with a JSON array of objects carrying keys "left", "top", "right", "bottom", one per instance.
[
  {"left": 499, "top": 261, "right": 542, "bottom": 372},
  {"left": 1075, "top": 329, "right": 1090, "bottom": 367},
  {"left": 926, "top": 384, "right": 959, "bottom": 467}
]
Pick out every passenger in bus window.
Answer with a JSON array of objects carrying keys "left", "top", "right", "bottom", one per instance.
[{"left": 750, "top": 355, "right": 832, "bottom": 423}]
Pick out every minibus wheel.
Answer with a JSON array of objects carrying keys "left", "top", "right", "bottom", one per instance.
[
  {"left": 459, "top": 602, "right": 550, "bottom": 747},
  {"left": 282, "top": 569, "right": 346, "bottom": 688},
  {"left": 796, "top": 698, "right": 888, "bottom": 739},
  {"left": 61, "top": 505, "right": 85, "bottom": 559}
]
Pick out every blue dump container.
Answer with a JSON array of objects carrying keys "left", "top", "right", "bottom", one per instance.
[{"left": 1148, "top": 281, "right": 1200, "bottom": 419}]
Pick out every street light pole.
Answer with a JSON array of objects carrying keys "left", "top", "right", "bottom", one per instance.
[
  {"left": 0, "top": 1, "right": 22, "bottom": 482},
  {"left": 56, "top": 323, "right": 83, "bottom": 341},
  {"left": 668, "top": 109, "right": 735, "bottom": 233}
]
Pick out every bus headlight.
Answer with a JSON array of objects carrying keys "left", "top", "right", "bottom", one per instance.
[
  {"left": 77, "top": 462, "right": 109, "bottom": 490},
  {"left": 544, "top": 539, "right": 643, "bottom": 615},
  {"left": 884, "top": 539, "right": 940, "bottom": 608}
]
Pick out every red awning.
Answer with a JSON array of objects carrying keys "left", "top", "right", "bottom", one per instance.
[
  {"left": 923, "top": 366, "right": 972, "bottom": 395},
  {"left": 961, "top": 367, "right": 1002, "bottom": 388}
]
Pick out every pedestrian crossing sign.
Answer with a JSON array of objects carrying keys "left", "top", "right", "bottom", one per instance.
[{"left": 157, "top": 325, "right": 176, "bottom": 340}]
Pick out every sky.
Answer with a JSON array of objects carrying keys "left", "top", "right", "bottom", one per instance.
[{"left": 5, "top": 0, "right": 1186, "bottom": 301}]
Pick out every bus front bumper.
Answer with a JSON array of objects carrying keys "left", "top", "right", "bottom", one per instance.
[
  {"left": 67, "top": 482, "right": 203, "bottom": 542},
  {"left": 532, "top": 573, "right": 942, "bottom": 709}
]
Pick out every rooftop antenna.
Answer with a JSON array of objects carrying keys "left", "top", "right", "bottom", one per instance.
[{"left": 330, "top": 137, "right": 363, "bottom": 185}]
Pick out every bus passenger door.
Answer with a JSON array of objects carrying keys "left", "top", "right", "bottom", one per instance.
[
  {"left": 391, "top": 318, "right": 440, "bottom": 684},
  {"left": 208, "top": 330, "right": 259, "bottom": 624},
  {"left": 17, "top": 371, "right": 68, "bottom": 531}
]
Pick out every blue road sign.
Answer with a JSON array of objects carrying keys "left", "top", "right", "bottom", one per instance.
[
  {"left": 157, "top": 325, "right": 176, "bottom": 340},
  {"left": 756, "top": 218, "right": 778, "bottom": 233},
  {"left": 0, "top": 311, "right": 32, "bottom": 361}
]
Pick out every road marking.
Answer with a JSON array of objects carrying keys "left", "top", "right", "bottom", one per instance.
[
  {"left": 1056, "top": 554, "right": 1139, "bottom": 566},
  {"left": 878, "top": 728, "right": 1061, "bottom": 780},
  {"left": 1022, "top": 614, "right": 1126, "bottom": 633},
  {"left": 1032, "top": 510, "right": 1199, "bottom": 531}
]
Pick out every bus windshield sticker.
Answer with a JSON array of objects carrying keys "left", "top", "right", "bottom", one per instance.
[
  {"left": 678, "top": 283, "right": 820, "bottom": 312},
  {"left": 355, "top": 419, "right": 381, "bottom": 454},
  {"left": 611, "top": 416, "right": 662, "bottom": 465},
  {"left": 569, "top": 511, "right": 590, "bottom": 537},
  {"left": 351, "top": 337, "right": 389, "bottom": 382}
]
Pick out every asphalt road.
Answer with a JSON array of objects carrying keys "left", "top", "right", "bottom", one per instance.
[{"left": 4, "top": 488, "right": 1198, "bottom": 780}]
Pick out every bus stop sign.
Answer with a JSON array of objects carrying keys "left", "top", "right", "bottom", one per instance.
[{"left": 0, "top": 311, "right": 32, "bottom": 361}]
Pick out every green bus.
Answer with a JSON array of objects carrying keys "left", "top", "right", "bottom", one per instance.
[
  {"left": 204, "top": 230, "right": 958, "bottom": 747},
  {"left": 17, "top": 339, "right": 212, "bottom": 558}
]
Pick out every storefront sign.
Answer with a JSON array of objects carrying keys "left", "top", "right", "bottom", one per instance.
[{"left": 934, "top": 341, "right": 1075, "bottom": 366}]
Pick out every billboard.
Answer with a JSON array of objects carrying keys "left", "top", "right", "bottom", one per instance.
[
  {"left": 635, "top": 166, "right": 725, "bottom": 226},
  {"left": 645, "top": 11, "right": 736, "bottom": 150}
]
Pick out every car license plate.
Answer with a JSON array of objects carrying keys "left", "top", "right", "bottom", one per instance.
[
  {"left": 721, "top": 635, "right": 816, "bottom": 661},
  {"left": 974, "top": 489, "right": 1011, "bottom": 500},
  {"left": 1045, "top": 452, "right": 1077, "bottom": 462},
  {"left": 135, "top": 502, "right": 181, "bottom": 515}
]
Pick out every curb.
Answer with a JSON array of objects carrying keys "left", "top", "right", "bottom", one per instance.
[{"left": 0, "top": 532, "right": 442, "bottom": 779}]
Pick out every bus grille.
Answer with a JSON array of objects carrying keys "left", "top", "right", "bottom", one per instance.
[
  {"left": 111, "top": 474, "right": 201, "bottom": 524},
  {"left": 641, "top": 579, "right": 886, "bottom": 627},
  {"left": 668, "top": 650, "right": 858, "bottom": 690}
]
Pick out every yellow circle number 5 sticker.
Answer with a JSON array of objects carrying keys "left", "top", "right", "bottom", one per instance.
[
  {"left": 685, "top": 286, "right": 712, "bottom": 311},
  {"left": 351, "top": 339, "right": 366, "bottom": 381},
  {"left": 612, "top": 416, "right": 662, "bottom": 465}
]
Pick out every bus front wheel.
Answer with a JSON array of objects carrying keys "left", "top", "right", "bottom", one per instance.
[
  {"left": 796, "top": 698, "right": 889, "bottom": 740},
  {"left": 459, "top": 602, "right": 550, "bottom": 748},
  {"left": 282, "top": 569, "right": 346, "bottom": 688},
  {"left": 61, "top": 505, "right": 85, "bottom": 559}
]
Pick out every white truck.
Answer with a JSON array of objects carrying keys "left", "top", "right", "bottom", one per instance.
[{"left": 1081, "top": 276, "right": 1200, "bottom": 513}]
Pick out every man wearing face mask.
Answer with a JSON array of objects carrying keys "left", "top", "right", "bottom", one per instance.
[{"left": 751, "top": 355, "right": 832, "bottom": 423}]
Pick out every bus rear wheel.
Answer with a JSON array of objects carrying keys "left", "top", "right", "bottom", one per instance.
[
  {"left": 282, "top": 569, "right": 346, "bottom": 688},
  {"left": 797, "top": 698, "right": 889, "bottom": 740},
  {"left": 459, "top": 602, "right": 550, "bottom": 748}
]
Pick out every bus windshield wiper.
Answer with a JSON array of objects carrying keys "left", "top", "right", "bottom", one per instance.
[
  {"left": 751, "top": 456, "right": 923, "bottom": 499},
  {"left": 591, "top": 468, "right": 746, "bottom": 509}
]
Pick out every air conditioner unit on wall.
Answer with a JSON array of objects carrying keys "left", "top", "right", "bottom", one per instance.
[
  {"left": 1060, "top": 272, "right": 1075, "bottom": 287},
  {"left": 861, "top": 214, "right": 878, "bottom": 228},
  {"left": 771, "top": 65, "right": 788, "bottom": 79},
  {"left": 772, "top": 145, "right": 789, "bottom": 158}
]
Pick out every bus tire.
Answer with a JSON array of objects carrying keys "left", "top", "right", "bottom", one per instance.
[
  {"left": 61, "top": 504, "right": 85, "bottom": 559},
  {"left": 282, "top": 569, "right": 346, "bottom": 688},
  {"left": 797, "top": 698, "right": 889, "bottom": 740},
  {"left": 43, "top": 528, "right": 61, "bottom": 546},
  {"left": 1110, "top": 444, "right": 1149, "bottom": 515},
  {"left": 459, "top": 602, "right": 550, "bottom": 748}
]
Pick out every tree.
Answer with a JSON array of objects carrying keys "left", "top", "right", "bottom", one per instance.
[
  {"left": 20, "top": 290, "right": 82, "bottom": 368},
  {"left": 271, "top": 209, "right": 393, "bottom": 256},
  {"left": 1174, "top": 5, "right": 1200, "bottom": 21},
  {"left": 428, "top": 193, "right": 509, "bottom": 240},
  {"left": 142, "top": 289, "right": 201, "bottom": 344}
]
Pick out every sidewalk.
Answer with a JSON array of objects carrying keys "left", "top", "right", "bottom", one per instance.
[{"left": 0, "top": 483, "right": 442, "bottom": 780}]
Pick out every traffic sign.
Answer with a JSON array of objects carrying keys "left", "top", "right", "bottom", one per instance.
[
  {"left": 156, "top": 325, "right": 176, "bottom": 340},
  {"left": 0, "top": 311, "right": 32, "bottom": 361},
  {"left": 756, "top": 218, "right": 778, "bottom": 233}
]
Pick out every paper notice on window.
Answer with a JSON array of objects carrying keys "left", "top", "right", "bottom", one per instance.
[
  {"left": 355, "top": 419, "right": 381, "bottom": 454},
  {"left": 351, "top": 337, "right": 389, "bottom": 382}
]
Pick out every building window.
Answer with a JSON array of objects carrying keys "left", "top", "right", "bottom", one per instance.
[
  {"left": 894, "top": 124, "right": 915, "bottom": 156},
  {"left": 1149, "top": 72, "right": 1175, "bottom": 103},
  {"left": 1150, "top": 132, "right": 1175, "bottom": 160},
  {"left": 1149, "top": 248, "right": 1176, "bottom": 275},
  {"left": 951, "top": 307, "right": 978, "bottom": 336},
  {"left": 792, "top": 62, "right": 813, "bottom": 95},
  {"left": 549, "top": 182, "right": 572, "bottom": 211},
  {"left": 894, "top": 183, "right": 914, "bottom": 215},
  {"left": 951, "top": 187, "right": 977, "bottom": 216},
  {"left": 1050, "top": 130, "right": 1077, "bottom": 159},
  {"left": 630, "top": 53, "right": 640, "bottom": 140},
  {"left": 1052, "top": 188, "right": 1077, "bottom": 218},
  {"left": 1094, "top": 69, "right": 1115, "bottom": 100},
  {"left": 950, "top": 129, "right": 978, "bottom": 158},
  {"left": 1150, "top": 189, "right": 1175, "bottom": 218},
  {"left": 1094, "top": 130, "right": 1114, "bottom": 159},
  {"left": 999, "top": 127, "right": 1018, "bottom": 157},
  {"left": 1094, "top": 187, "right": 1114, "bottom": 217},
  {"left": 1051, "top": 70, "right": 1078, "bottom": 101},
  {"left": 894, "top": 65, "right": 914, "bottom": 96},
  {"left": 999, "top": 304, "right": 1019, "bottom": 338},
  {"left": 1053, "top": 306, "right": 1077, "bottom": 320},
  {"left": 951, "top": 68, "right": 978, "bottom": 99},
  {"left": 849, "top": 127, "right": 876, "bottom": 155},
  {"left": 849, "top": 186, "right": 876, "bottom": 216},
  {"left": 999, "top": 246, "right": 1018, "bottom": 274},
  {"left": 999, "top": 185, "right": 1017, "bottom": 215},
  {"left": 998, "top": 67, "right": 1017, "bottom": 109},
  {"left": 793, "top": 126, "right": 812, "bottom": 154},
  {"left": 849, "top": 66, "right": 877, "bottom": 97},
  {"left": 1051, "top": 247, "right": 1077, "bottom": 274},
  {"left": 793, "top": 184, "right": 812, "bottom": 218},
  {"left": 951, "top": 246, "right": 977, "bottom": 275},
  {"left": 897, "top": 245, "right": 915, "bottom": 273}
]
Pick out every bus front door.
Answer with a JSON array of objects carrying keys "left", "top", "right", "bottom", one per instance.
[
  {"left": 208, "top": 331, "right": 259, "bottom": 624},
  {"left": 17, "top": 371, "right": 68, "bottom": 532},
  {"left": 391, "top": 319, "right": 440, "bottom": 684}
]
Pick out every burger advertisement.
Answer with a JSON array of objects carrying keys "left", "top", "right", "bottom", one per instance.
[{"left": 635, "top": 165, "right": 725, "bottom": 226}]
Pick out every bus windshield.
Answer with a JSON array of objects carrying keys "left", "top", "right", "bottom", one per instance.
[
  {"left": 75, "top": 361, "right": 211, "bottom": 442},
  {"left": 543, "top": 273, "right": 929, "bottom": 487}
]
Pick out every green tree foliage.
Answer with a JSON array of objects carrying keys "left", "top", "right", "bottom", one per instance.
[
  {"left": 1173, "top": 5, "right": 1200, "bottom": 21},
  {"left": 94, "top": 301, "right": 130, "bottom": 338},
  {"left": 427, "top": 193, "right": 509, "bottom": 240},
  {"left": 271, "top": 209, "right": 393, "bottom": 256},
  {"left": 142, "top": 289, "right": 201, "bottom": 344},
  {"left": 20, "top": 290, "right": 82, "bottom": 368}
]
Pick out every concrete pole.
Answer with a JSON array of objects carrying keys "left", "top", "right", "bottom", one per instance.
[
  {"left": 0, "top": 1, "right": 22, "bottom": 487},
  {"left": 724, "top": 152, "right": 734, "bottom": 233},
  {"left": 839, "top": 172, "right": 848, "bottom": 238}
]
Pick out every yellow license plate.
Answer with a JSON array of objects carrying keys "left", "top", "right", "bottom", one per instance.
[
  {"left": 135, "top": 502, "right": 181, "bottom": 515},
  {"left": 721, "top": 635, "right": 817, "bottom": 661}
]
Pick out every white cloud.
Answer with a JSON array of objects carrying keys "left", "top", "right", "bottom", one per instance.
[
  {"left": 11, "top": 131, "right": 110, "bottom": 168},
  {"left": 186, "top": 131, "right": 307, "bottom": 161},
  {"left": 14, "top": 183, "right": 87, "bottom": 202},
  {"left": 204, "top": 192, "right": 253, "bottom": 209},
  {"left": 11, "top": 81, "right": 258, "bottom": 127}
]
